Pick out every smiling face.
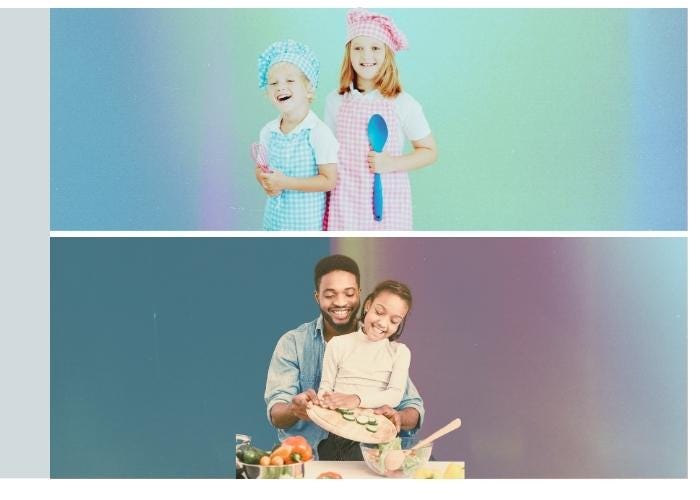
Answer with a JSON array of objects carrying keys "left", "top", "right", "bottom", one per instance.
[
  {"left": 266, "top": 62, "right": 313, "bottom": 114},
  {"left": 349, "top": 36, "right": 387, "bottom": 90},
  {"left": 316, "top": 270, "right": 361, "bottom": 336},
  {"left": 362, "top": 291, "right": 409, "bottom": 342}
]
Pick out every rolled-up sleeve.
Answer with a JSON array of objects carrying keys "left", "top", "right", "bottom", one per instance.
[
  {"left": 264, "top": 333, "right": 301, "bottom": 425},
  {"left": 396, "top": 376, "right": 425, "bottom": 435}
]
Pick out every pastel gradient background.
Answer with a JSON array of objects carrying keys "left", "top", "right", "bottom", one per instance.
[
  {"left": 50, "top": 9, "right": 687, "bottom": 230},
  {"left": 51, "top": 237, "right": 686, "bottom": 477}
]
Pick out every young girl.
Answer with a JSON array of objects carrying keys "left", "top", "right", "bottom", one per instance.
[
  {"left": 317, "top": 280, "right": 413, "bottom": 411},
  {"left": 256, "top": 39, "right": 339, "bottom": 231},
  {"left": 324, "top": 9, "right": 438, "bottom": 231}
]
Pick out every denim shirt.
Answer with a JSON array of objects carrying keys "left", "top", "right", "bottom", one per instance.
[{"left": 264, "top": 315, "right": 425, "bottom": 455}]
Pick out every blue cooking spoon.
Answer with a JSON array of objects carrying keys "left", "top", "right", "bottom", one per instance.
[{"left": 367, "top": 114, "right": 388, "bottom": 222}]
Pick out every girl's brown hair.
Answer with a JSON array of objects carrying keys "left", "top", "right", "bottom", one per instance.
[
  {"left": 359, "top": 280, "right": 412, "bottom": 341},
  {"left": 338, "top": 42, "right": 402, "bottom": 98}
]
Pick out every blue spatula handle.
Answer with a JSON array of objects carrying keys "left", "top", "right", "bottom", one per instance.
[
  {"left": 368, "top": 114, "right": 388, "bottom": 222},
  {"left": 373, "top": 173, "right": 383, "bottom": 221}
]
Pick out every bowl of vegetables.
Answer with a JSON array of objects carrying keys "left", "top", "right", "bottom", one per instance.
[
  {"left": 236, "top": 434, "right": 313, "bottom": 479},
  {"left": 360, "top": 436, "right": 432, "bottom": 478}
]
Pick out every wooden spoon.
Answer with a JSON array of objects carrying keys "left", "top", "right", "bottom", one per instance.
[{"left": 384, "top": 418, "right": 462, "bottom": 471}]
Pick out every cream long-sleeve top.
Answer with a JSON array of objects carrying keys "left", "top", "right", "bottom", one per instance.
[{"left": 318, "top": 329, "right": 411, "bottom": 409}]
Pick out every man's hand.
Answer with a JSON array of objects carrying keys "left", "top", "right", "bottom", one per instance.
[
  {"left": 373, "top": 405, "right": 402, "bottom": 433},
  {"left": 270, "top": 389, "right": 321, "bottom": 429},
  {"left": 290, "top": 389, "right": 318, "bottom": 421},
  {"left": 373, "top": 406, "right": 420, "bottom": 433}
]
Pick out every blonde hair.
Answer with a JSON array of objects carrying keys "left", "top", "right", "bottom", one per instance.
[{"left": 338, "top": 42, "right": 402, "bottom": 98}]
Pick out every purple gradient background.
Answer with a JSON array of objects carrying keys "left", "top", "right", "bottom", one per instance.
[{"left": 334, "top": 237, "right": 686, "bottom": 477}]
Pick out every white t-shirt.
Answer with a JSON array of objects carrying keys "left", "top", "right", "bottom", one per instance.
[
  {"left": 259, "top": 109, "right": 339, "bottom": 165},
  {"left": 324, "top": 88, "right": 431, "bottom": 144},
  {"left": 319, "top": 329, "right": 411, "bottom": 409}
]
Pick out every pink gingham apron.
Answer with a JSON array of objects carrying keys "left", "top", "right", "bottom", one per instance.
[{"left": 325, "top": 93, "right": 412, "bottom": 231}]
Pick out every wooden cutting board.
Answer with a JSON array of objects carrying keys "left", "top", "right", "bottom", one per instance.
[{"left": 307, "top": 405, "right": 397, "bottom": 444}]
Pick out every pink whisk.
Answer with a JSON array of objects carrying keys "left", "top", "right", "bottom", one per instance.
[{"left": 250, "top": 142, "right": 272, "bottom": 173}]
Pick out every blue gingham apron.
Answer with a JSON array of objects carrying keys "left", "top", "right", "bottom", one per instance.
[{"left": 263, "top": 128, "right": 325, "bottom": 231}]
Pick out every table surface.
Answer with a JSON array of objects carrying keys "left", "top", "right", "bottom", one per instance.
[{"left": 305, "top": 460, "right": 463, "bottom": 479}]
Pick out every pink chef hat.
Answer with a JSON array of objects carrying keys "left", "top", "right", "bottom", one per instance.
[{"left": 346, "top": 8, "right": 409, "bottom": 53}]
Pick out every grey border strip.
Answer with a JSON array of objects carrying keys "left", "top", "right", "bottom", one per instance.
[{"left": 0, "top": 8, "right": 50, "bottom": 477}]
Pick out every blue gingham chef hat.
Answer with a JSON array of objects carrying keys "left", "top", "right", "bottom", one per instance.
[{"left": 257, "top": 39, "right": 320, "bottom": 90}]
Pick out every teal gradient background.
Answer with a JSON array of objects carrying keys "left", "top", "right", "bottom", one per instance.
[
  {"left": 50, "top": 9, "right": 687, "bottom": 230},
  {"left": 51, "top": 238, "right": 330, "bottom": 478},
  {"left": 51, "top": 238, "right": 686, "bottom": 477}
]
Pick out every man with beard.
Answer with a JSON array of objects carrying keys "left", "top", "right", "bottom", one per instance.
[{"left": 264, "top": 254, "right": 424, "bottom": 460}]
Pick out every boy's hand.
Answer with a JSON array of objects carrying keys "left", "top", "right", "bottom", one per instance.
[
  {"left": 256, "top": 166, "right": 281, "bottom": 197},
  {"left": 260, "top": 170, "right": 287, "bottom": 195},
  {"left": 368, "top": 151, "right": 395, "bottom": 174}
]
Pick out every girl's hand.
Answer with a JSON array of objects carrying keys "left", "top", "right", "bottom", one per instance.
[
  {"left": 368, "top": 151, "right": 395, "bottom": 174},
  {"left": 260, "top": 169, "right": 286, "bottom": 196},
  {"left": 318, "top": 391, "right": 360, "bottom": 410}
]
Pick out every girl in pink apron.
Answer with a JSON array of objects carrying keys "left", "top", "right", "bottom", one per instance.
[{"left": 324, "top": 9, "right": 438, "bottom": 231}]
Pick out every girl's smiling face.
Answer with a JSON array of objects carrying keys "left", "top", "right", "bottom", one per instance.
[
  {"left": 266, "top": 62, "right": 312, "bottom": 113},
  {"left": 349, "top": 36, "right": 387, "bottom": 89},
  {"left": 362, "top": 291, "right": 409, "bottom": 342}
]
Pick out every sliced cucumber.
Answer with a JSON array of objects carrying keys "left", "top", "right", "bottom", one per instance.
[
  {"left": 356, "top": 415, "right": 369, "bottom": 425},
  {"left": 366, "top": 424, "right": 378, "bottom": 433},
  {"left": 342, "top": 413, "right": 356, "bottom": 421},
  {"left": 367, "top": 416, "right": 377, "bottom": 425}
]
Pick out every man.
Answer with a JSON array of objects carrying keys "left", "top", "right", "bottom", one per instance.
[{"left": 264, "top": 254, "right": 424, "bottom": 460}]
